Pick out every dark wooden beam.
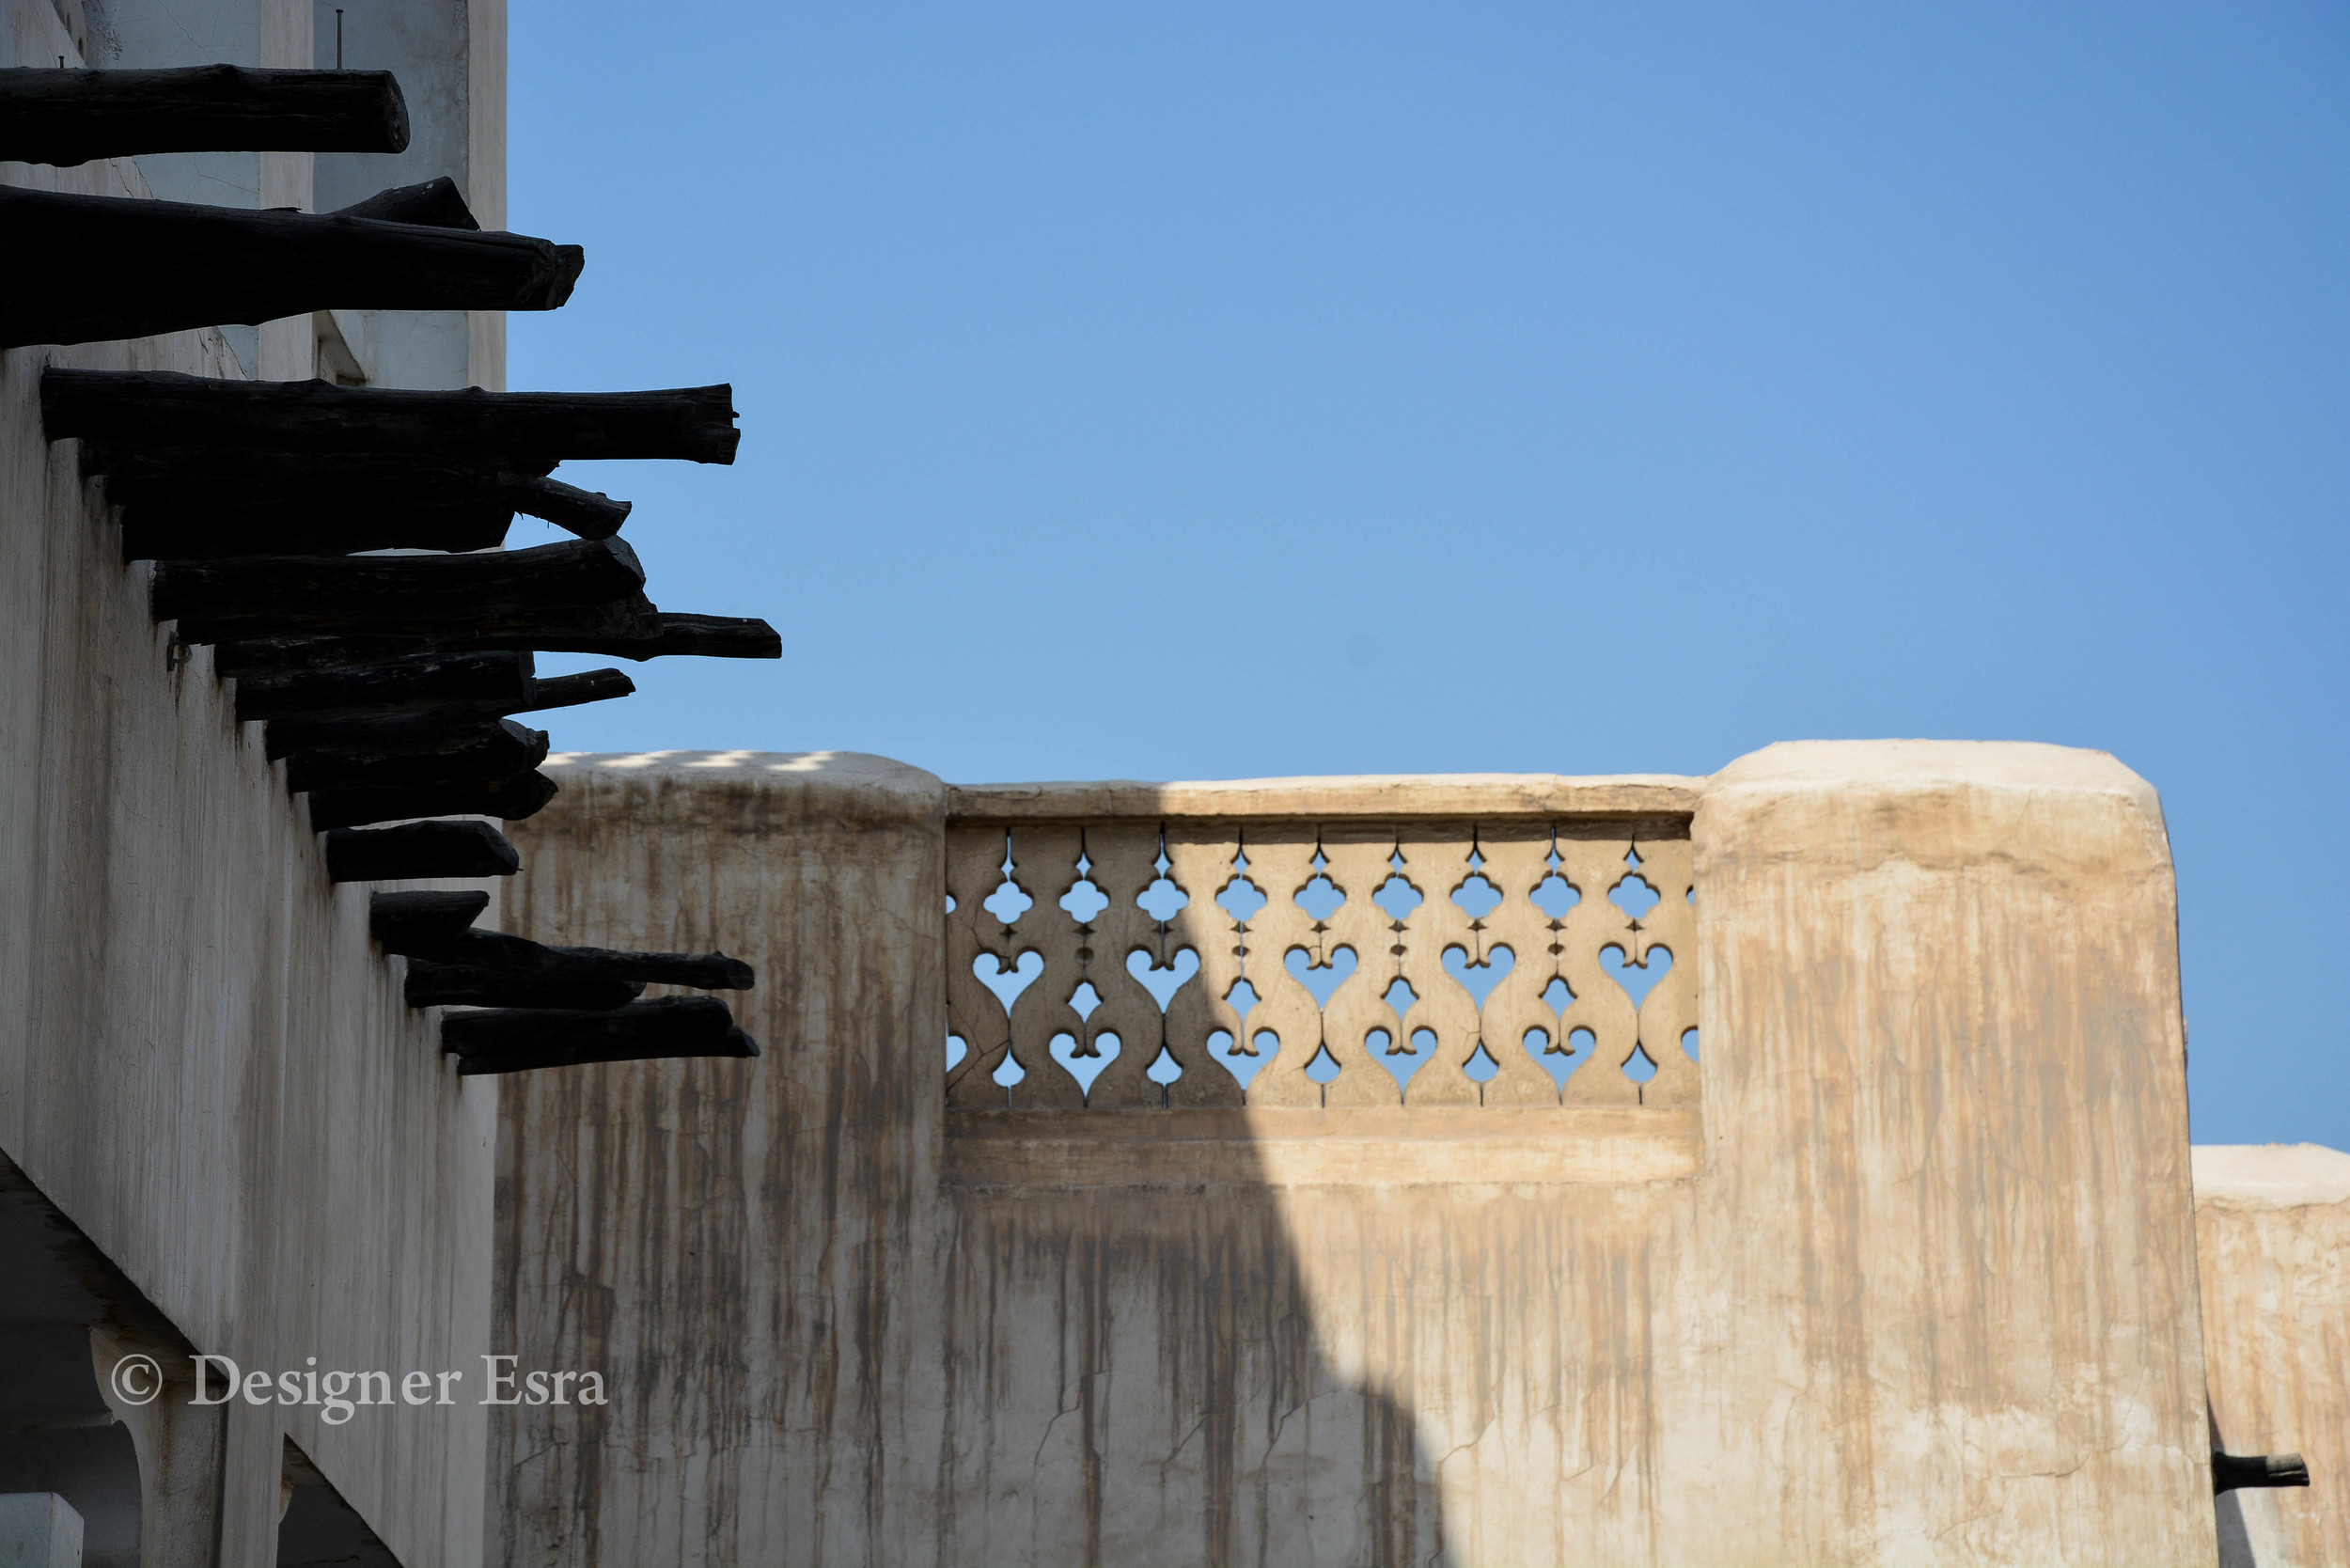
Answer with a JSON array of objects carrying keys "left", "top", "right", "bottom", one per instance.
[
  {"left": 518, "top": 668, "right": 634, "bottom": 713},
  {"left": 121, "top": 499, "right": 511, "bottom": 561},
  {"left": 404, "top": 963, "right": 644, "bottom": 1011},
  {"left": 274, "top": 714, "right": 548, "bottom": 793},
  {"left": 329, "top": 176, "right": 476, "bottom": 228},
  {"left": 3, "top": 191, "right": 581, "bottom": 349},
  {"left": 83, "top": 442, "right": 556, "bottom": 491},
  {"left": 550, "top": 947, "right": 756, "bottom": 991},
  {"left": 203, "top": 606, "right": 773, "bottom": 672},
  {"left": 516, "top": 478, "right": 630, "bottom": 540},
  {"left": 151, "top": 537, "right": 644, "bottom": 634},
  {"left": 543, "top": 612, "right": 783, "bottom": 661},
  {"left": 176, "top": 591, "right": 661, "bottom": 651},
  {"left": 307, "top": 770, "right": 558, "bottom": 830},
  {"left": 442, "top": 996, "right": 759, "bottom": 1075},
  {"left": 323, "top": 820, "right": 520, "bottom": 882},
  {"left": 0, "top": 65, "right": 408, "bottom": 165},
  {"left": 2212, "top": 1452, "right": 2310, "bottom": 1495},
  {"left": 102, "top": 464, "right": 622, "bottom": 558},
  {"left": 236, "top": 651, "right": 534, "bottom": 721},
  {"left": 368, "top": 889, "right": 490, "bottom": 949},
  {"left": 234, "top": 653, "right": 633, "bottom": 721},
  {"left": 372, "top": 923, "right": 754, "bottom": 992},
  {"left": 43, "top": 369, "right": 739, "bottom": 463},
  {"left": 451, "top": 1024, "right": 759, "bottom": 1075}
]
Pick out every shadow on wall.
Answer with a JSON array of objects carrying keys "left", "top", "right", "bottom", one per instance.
[
  {"left": 941, "top": 826, "right": 1465, "bottom": 1563},
  {"left": 486, "top": 757, "right": 1465, "bottom": 1567},
  {"left": 940, "top": 1165, "right": 1453, "bottom": 1566}
]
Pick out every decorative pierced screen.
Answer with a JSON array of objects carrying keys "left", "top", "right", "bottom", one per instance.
[{"left": 945, "top": 819, "right": 1696, "bottom": 1109}]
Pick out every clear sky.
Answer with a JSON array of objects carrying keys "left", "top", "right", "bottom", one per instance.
[{"left": 504, "top": 2, "right": 2347, "bottom": 1148}]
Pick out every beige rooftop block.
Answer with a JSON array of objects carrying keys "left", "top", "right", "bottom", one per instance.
[
  {"left": 1682, "top": 740, "right": 2209, "bottom": 1566},
  {"left": 2195, "top": 1143, "right": 2350, "bottom": 1568}
]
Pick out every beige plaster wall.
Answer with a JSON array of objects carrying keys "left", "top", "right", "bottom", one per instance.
[
  {"left": 491, "top": 751, "right": 948, "bottom": 1568},
  {"left": 3, "top": 2, "right": 507, "bottom": 1560},
  {"left": 494, "top": 741, "right": 2215, "bottom": 1567},
  {"left": 1678, "top": 741, "right": 2210, "bottom": 1566},
  {"left": 2194, "top": 1143, "right": 2350, "bottom": 1568}
]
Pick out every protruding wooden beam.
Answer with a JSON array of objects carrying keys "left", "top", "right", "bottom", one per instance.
[
  {"left": 544, "top": 612, "right": 783, "bottom": 661},
  {"left": 372, "top": 923, "right": 755, "bottom": 992},
  {"left": 0, "top": 65, "right": 408, "bottom": 165},
  {"left": 551, "top": 947, "right": 756, "bottom": 991},
  {"left": 121, "top": 500, "right": 512, "bottom": 561},
  {"left": 274, "top": 714, "right": 548, "bottom": 793},
  {"left": 102, "top": 466, "right": 624, "bottom": 559},
  {"left": 517, "top": 478, "right": 630, "bottom": 540},
  {"left": 152, "top": 537, "right": 644, "bottom": 635},
  {"left": 82, "top": 442, "right": 556, "bottom": 492},
  {"left": 404, "top": 963, "right": 643, "bottom": 1011},
  {"left": 369, "top": 889, "right": 490, "bottom": 949},
  {"left": 43, "top": 370, "right": 740, "bottom": 463},
  {"left": 442, "top": 996, "right": 760, "bottom": 1074},
  {"left": 3, "top": 192, "right": 581, "bottom": 349},
  {"left": 448, "top": 1025, "right": 760, "bottom": 1076},
  {"left": 329, "top": 176, "right": 477, "bottom": 229},
  {"left": 519, "top": 668, "right": 634, "bottom": 713},
  {"left": 2212, "top": 1452, "right": 2310, "bottom": 1494},
  {"left": 234, "top": 654, "right": 632, "bottom": 722},
  {"left": 324, "top": 820, "right": 520, "bottom": 882},
  {"left": 171, "top": 594, "right": 663, "bottom": 658},
  {"left": 308, "top": 771, "right": 558, "bottom": 830},
  {"left": 235, "top": 651, "right": 535, "bottom": 722},
  {"left": 204, "top": 606, "right": 774, "bottom": 671}
]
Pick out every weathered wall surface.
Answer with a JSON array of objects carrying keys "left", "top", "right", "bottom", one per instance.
[
  {"left": 492, "top": 753, "right": 948, "bottom": 1568},
  {"left": 495, "top": 741, "right": 2216, "bottom": 1567},
  {"left": 3, "top": 1, "right": 509, "bottom": 1560},
  {"left": 1680, "top": 741, "right": 2211, "bottom": 1566},
  {"left": 2194, "top": 1143, "right": 2350, "bottom": 1568}
]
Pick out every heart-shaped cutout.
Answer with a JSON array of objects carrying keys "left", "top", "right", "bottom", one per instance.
[
  {"left": 973, "top": 950, "right": 1043, "bottom": 1014},
  {"left": 1206, "top": 1027, "right": 1273, "bottom": 1092},
  {"left": 1441, "top": 944, "right": 1516, "bottom": 1009},
  {"left": 1284, "top": 946, "right": 1358, "bottom": 1008},
  {"left": 1126, "top": 947, "right": 1201, "bottom": 1011},
  {"left": 1050, "top": 1029, "right": 1120, "bottom": 1097},
  {"left": 1520, "top": 1026, "right": 1589, "bottom": 1093},
  {"left": 1365, "top": 1026, "right": 1437, "bottom": 1095},
  {"left": 1600, "top": 943, "right": 1671, "bottom": 1008}
]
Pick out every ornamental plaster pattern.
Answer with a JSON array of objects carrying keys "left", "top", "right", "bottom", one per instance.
[{"left": 946, "top": 818, "right": 1697, "bottom": 1111}]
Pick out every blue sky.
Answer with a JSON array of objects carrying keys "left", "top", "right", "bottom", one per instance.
[{"left": 506, "top": 2, "right": 2347, "bottom": 1147}]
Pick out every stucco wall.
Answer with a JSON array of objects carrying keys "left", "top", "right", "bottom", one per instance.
[
  {"left": 490, "top": 751, "right": 947, "bottom": 1567},
  {"left": 3, "top": 1, "right": 509, "bottom": 1560},
  {"left": 2194, "top": 1143, "right": 2350, "bottom": 1568},
  {"left": 494, "top": 741, "right": 2215, "bottom": 1568}
]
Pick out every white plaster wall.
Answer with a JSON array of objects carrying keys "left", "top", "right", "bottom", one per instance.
[
  {"left": 306, "top": 0, "right": 496, "bottom": 391},
  {"left": 4, "top": 0, "right": 509, "bottom": 1559}
]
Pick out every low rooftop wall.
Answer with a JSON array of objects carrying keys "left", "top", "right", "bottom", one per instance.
[{"left": 492, "top": 741, "right": 2213, "bottom": 1567}]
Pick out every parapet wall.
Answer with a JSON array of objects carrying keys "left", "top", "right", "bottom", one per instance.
[{"left": 494, "top": 741, "right": 2215, "bottom": 1568}]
